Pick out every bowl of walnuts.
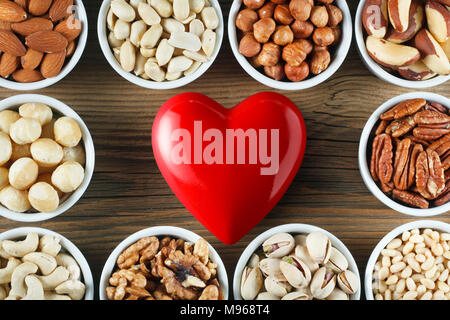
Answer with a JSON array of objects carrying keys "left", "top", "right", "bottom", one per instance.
[{"left": 228, "top": 0, "right": 352, "bottom": 90}]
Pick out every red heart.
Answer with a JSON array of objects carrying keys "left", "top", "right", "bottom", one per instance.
[{"left": 152, "top": 92, "right": 306, "bottom": 245}]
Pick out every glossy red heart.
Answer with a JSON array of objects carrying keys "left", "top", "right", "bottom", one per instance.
[{"left": 152, "top": 92, "right": 306, "bottom": 245}]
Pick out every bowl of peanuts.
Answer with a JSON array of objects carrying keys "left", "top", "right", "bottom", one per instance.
[
  {"left": 359, "top": 92, "right": 450, "bottom": 216},
  {"left": 228, "top": 0, "right": 352, "bottom": 90},
  {"left": 97, "top": 0, "right": 223, "bottom": 89},
  {"left": 0, "top": 94, "right": 95, "bottom": 222},
  {"left": 0, "top": 0, "right": 88, "bottom": 91},
  {"left": 99, "top": 226, "right": 228, "bottom": 300},
  {"left": 365, "top": 220, "right": 450, "bottom": 300}
]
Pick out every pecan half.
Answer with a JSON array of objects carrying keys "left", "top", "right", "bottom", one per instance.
[
  {"left": 425, "top": 102, "right": 448, "bottom": 114},
  {"left": 375, "top": 120, "right": 389, "bottom": 135},
  {"left": 435, "top": 141, "right": 450, "bottom": 156},
  {"left": 385, "top": 116, "right": 416, "bottom": 137},
  {"left": 392, "top": 189, "right": 429, "bottom": 209},
  {"left": 416, "top": 149, "right": 445, "bottom": 199},
  {"left": 404, "top": 135, "right": 430, "bottom": 147},
  {"left": 413, "top": 110, "right": 450, "bottom": 125},
  {"left": 393, "top": 138, "right": 412, "bottom": 190},
  {"left": 428, "top": 133, "right": 450, "bottom": 151},
  {"left": 370, "top": 134, "right": 393, "bottom": 184},
  {"left": 413, "top": 127, "right": 450, "bottom": 140},
  {"left": 380, "top": 99, "right": 426, "bottom": 120}
]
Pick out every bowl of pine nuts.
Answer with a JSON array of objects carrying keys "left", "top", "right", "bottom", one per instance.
[{"left": 365, "top": 220, "right": 450, "bottom": 300}]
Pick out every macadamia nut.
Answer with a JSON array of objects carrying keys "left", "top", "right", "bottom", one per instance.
[
  {"left": 0, "top": 167, "right": 8, "bottom": 190},
  {"left": 62, "top": 145, "right": 85, "bottom": 166},
  {"left": 0, "top": 110, "right": 20, "bottom": 134},
  {"left": 0, "top": 132, "right": 12, "bottom": 166},
  {"left": 8, "top": 157, "right": 39, "bottom": 191},
  {"left": 18, "top": 103, "right": 53, "bottom": 126},
  {"left": 54, "top": 117, "right": 82, "bottom": 148},
  {"left": 28, "top": 182, "right": 59, "bottom": 213},
  {"left": 9, "top": 118, "right": 42, "bottom": 145},
  {"left": 31, "top": 139, "right": 63, "bottom": 168},
  {"left": 0, "top": 185, "right": 31, "bottom": 212},
  {"left": 51, "top": 162, "right": 84, "bottom": 193}
]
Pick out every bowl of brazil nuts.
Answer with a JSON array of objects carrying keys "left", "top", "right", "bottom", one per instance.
[
  {"left": 0, "top": 227, "right": 94, "bottom": 300},
  {"left": 0, "top": 94, "right": 95, "bottom": 222},
  {"left": 98, "top": 0, "right": 223, "bottom": 89},
  {"left": 228, "top": 0, "right": 352, "bottom": 90},
  {"left": 233, "top": 224, "right": 361, "bottom": 300},
  {"left": 100, "top": 226, "right": 228, "bottom": 300},
  {"left": 365, "top": 220, "right": 450, "bottom": 300},
  {"left": 359, "top": 92, "right": 450, "bottom": 216}
]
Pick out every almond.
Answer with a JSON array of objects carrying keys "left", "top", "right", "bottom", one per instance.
[
  {"left": 14, "top": 0, "right": 27, "bottom": 9},
  {"left": 12, "top": 68, "right": 44, "bottom": 82},
  {"left": 40, "top": 51, "right": 66, "bottom": 78},
  {"left": 66, "top": 40, "right": 75, "bottom": 57},
  {"left": 21, "top": 48, "right": 44, "bottom": 70},
  {"left": 49, "top": 0, "right": 73, "bottom": 22},
  {"left": 0, "top": 30, "right": 26, "bottom": 56},
  {"left": 26, "top": 30, "right": 68, "bottom": 53},
  {"left": 28, "top": 0, "right": 52, "bottom": 16},
  {"left": 0, "top": 53, "right": 19, "bottom": 78},
  {"left": 0, "top": 20, "right": 11, "bottom": 31},
  {"left": 0, "top": 0, "right": 27, "bottom": 22},
  {"left": 11, "top": 17, "right": 53, "bottom": 36},
  {"left": 54, "top": 15, "right": 81, "bottom": 42}
]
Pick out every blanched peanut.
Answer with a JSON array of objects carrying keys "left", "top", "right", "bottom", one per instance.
[
  {"left": 140, "top": 47, "right": 156, "bottom": 58},
  {"left": 168, "top": 31, "right": 202, "bottom": 52},
  {"left": 54, "top": 117, "right": 82, "bottom": 148},
  {"left": 144, "top": 60, "right": 165, "bottom": 82},
  {"left": 0, "top": 110, "right": 20, "bottom": 134},
  {"left": 183, "top": 50, "right": 207, "bottom": 62},
  {"left": 134, "top": 52, "right": 147, "bottom": 76},
  {"left": 161, "top": 18, "right": 185, "bottom": 33},
  {"left": 114, "top": 19, "right": 131, "bottom": 40},
  {"left": 165, "top": 71, "right": 182, "bottom": 80},
  {"left": 141, "top": 24, "right": 163, "bottom": 49},
  {"left": 189, "top": 0, "right": 205, "bottom": 13},
  {"left": 111, "top": 0, "right": 136, "bottom": 22},
  {"left": 28, "top": 182, "right": 59, "bottom": 212},
  {"left": 201, "top": 29, "right": 216, "bottom": 57},
  {"left": 150, "top": 0, "right": 173, "bottom": 18},
  {"left": 18, "top": 103, "right": 52, "bottom": 126},
  {"left": 30, "top": 139, "right": 63, "bottom": 168},
  {"left": 9, "top": 118, "right": 41, "bottom": 145},
  {"left": 173, "top": 0, "right": 190, "bottom": 21},
  {"left": 0, "top": 132, "right": 12, "bottom": 166},
  {"left": 167, "top": 56, "right": 193, "bottom": 73},
  {"left": 108, "top": 32, "right": 124, "bottom": 48},
  {"left": 9, "top": 158, "right": 38, "bottom": 191},
  {"left": 0, "top": 185, "right": 30, "bottom": 212},
  {"left": 138, "top": 3, "right": 161, "bottom": 25},
  {"left": 189, "top": 19, "right": 205, "bottom": 37},
  {"left": 201, "top": 7, "right": 219, "bottom": 30},
  {"left": 184, "top": 60, "right": 202, "bottom": 76},
  {"left": 156, "top": 39, "right": 174, "bottom": 66},
  {"left": 130, "top": 20, "right": 147, "bottom": 47},
  {"left": 51, "top": 162, "right": 84, "bottom": 193}
]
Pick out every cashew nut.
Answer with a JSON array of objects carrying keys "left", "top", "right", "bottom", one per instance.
[
  {"left": 44, "top": 291, "right": 71, "bottom": 300},
  {"left": 39, "top": 235, "right": 61, "bottom": 257},
  {"left": 0, "top": 241, "right": 12, "bottom": 259},
  {"left": 0, "top": 258, "right": 21, "bottom": 284},
  {"left": 2, "top": 232, "right": 39, "bottom": 258},
  {"left": 9, "top": 262, "right": 38, "bottom": 298},
  {"left": 55, "top": 279, "right": 85, "bottom": 300},
  {"left": 55, "top": 253, "right": 80, "bottom": 280},
  {"left": 23, "top": 252, "right": 57, "bottom": 276},
  {"left": 21, "top": 275, "right": 44, "bottom": 300},
  {"left": 38, "top": 266, "right": 69, "bottom": 290}
]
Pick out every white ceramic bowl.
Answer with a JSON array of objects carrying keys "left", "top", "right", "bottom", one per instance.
[
  {"left": 97, "top": 0, "right": 224, "bottom": 90},
  {"left": 355, "top": 0, "right": 450, "bottom": 89},
  {"left": 0, "top": 226, "right": 94, "bottom": 300},
  {"left": 359, "top": 92, "right": 450, "bottom": 217},
  {"left": 228, "top": 0, "right": 352, "bottom": 90},
  {"left": 233, "top": 223, "right": 361, "bottom": 300},
  {"left": 99, "top": 226, "right": 229, "bottom": 300},
  {"left": 0, "top": 0, "right": 88, "bottom": 91},
  {"left": 364, "top": 220, "right": 450, "bottom": 300},
  {"left": 0, "top": 94, "right": 95, "bottom": 222}
]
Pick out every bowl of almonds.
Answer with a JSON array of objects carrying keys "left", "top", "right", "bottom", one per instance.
[
  {"left": 0, "top": 0, "right": 88, "bottom": 91},
  {"left": 228, "top": 0, "right": 352, "bottom": 90},
  {"left": 98, "top": 0, "right": 223, "bottom": 89},
  {"left": 359, "top": 92, "right": 450, "bottom": 216}
]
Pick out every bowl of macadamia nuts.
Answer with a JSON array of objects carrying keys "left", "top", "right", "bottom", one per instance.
[
  {"left": 355, "top": 0, "right": 450, "bottom": 89},
  {"left": 98, "top": 0, "right": 223, "bottom": 90},
  {"left": 233, "top": 224, "right": 361, "bottom": 300},
  {"left": 100, "top": 226, "right": 228, "bottom": 300},
  {"left": 0, "top": 227, "right": 94, "bottom": 300},
  {"left": 228, "top": 0, "right": 352, "bottom": 90},
  {"left": 365, "top": 220, "right": 450, "bottom": 300},
  {"left": 0, "top": 94, "right": 95, "bottom": 222}
]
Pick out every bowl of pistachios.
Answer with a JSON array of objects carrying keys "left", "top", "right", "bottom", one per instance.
[{"left": 233, "top": 223, "right": 361, "bottom": 300}]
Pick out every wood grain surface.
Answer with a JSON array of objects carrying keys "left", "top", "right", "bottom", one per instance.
[{"left": 0, "top": 0, "right": 449, "bottom": 299}]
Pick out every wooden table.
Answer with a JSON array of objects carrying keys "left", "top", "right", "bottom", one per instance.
[{"left": 0, "top": 0, "right": 448, "bottom": 299}]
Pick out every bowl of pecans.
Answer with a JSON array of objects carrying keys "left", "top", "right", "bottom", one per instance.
[
  {"left": 359, "top": 92, "right": 450, "bottom": 216},
  {"left": 99, "top": 226, "right": 228, "bottom": 300}
]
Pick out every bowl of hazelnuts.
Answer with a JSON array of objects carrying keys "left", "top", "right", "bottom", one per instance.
[{"left": 228, "top": 0, "right": 352, "bottom": 90}]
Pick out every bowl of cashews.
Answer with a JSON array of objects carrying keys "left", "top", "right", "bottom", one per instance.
[{"left": 0, "top": 227, "right": 94, "bottom": 300}]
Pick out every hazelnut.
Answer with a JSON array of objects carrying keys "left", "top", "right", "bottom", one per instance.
[
  {"left": 273, "top": 25, "right": 294, "bottom": 46},
  {"left": 289, "top": 0, "right": 312, "bottom": 21},
  {"left": 256, "top": 42, "right": 281, "bottom": 66},
  {"left": 326, "top": 4, "right": 343, "bottom": 27},
  {"left": 239, "top": 33, "right": 261, "bottom": 57},
  {"left": 285, "top": 61, "right": 309, "bottom": 81},
  {"left": 310, "top": 46, "right": 331, "bottom": 75},
  {"left": 253, "top": 18, "right": 276, "bottom": 43},
  {"left": 274, "top": 5, "right": 294, "bottom": 25},
  {"left": 331, "top": 26, "right": 341, "bottom": 45},
  {"left": 264, "top": 63, "right": 285, "bottom": 80},
  {"left": 244, "top": 0, "right": 265, "bottom": 9},
  {"left": 236, "top": 9, "right": 258, "bottom": 32},
  {"left": 282, "top": 40, "right": 312, "bottom": 66},
  {"left": 258, "top": 2, "right": 276, "bottom": 19},
  {"left": 310, "top": 6, "right": 328, "bottom": 28},
  {"left": 270, "top": 0, "right": 287, "bottom": 4},
  {"left": 291, "top": 20, "right": 314, "bottom": 39},
  {"left": 312, "top": 27, "right": 335, "bottom": 46}
]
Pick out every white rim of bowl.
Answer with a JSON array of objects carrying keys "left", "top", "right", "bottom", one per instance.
[
  {"left": 354, "top": 0, "right": 450, "bottom": 89},
  {"left": 358, "top": 92, "right": 450, "bottom": 217},
  {"left": 0, "top": 0, "right": 89, "bottom": 91},
  {"left": 0, "top": 94, "right": 95, "bottom": 222},
  {"left": 97, "top": 0, "right": 224, "bottom": 90},
  {"left": 228, "top": 0, "right": 353, "bottom": 91},
  {"left": 364, "top": 220, "right": 450, "bottom": 300},
  {"left": 99, "top": 226, "right": 229, "bottom": 300},
  {"left": 0, "top": 226, "right": 94, "bottom": 300},
  {"left": 233, "top": 223, "right": 361, "bottom": 300}
]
